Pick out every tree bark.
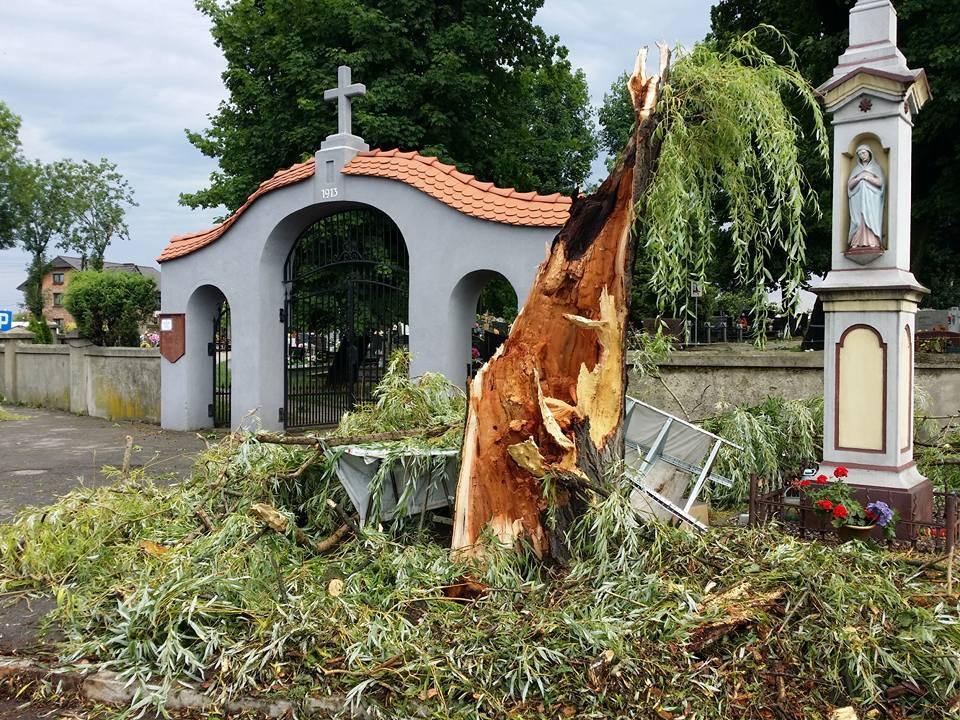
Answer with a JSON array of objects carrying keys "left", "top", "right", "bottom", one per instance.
[{"left": 452, "top": 47, "right": 670, "bottom": 559}]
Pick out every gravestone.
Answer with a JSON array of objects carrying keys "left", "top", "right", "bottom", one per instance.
[{"left": 813, "top": 0, "right": 933, "bottom": 528}]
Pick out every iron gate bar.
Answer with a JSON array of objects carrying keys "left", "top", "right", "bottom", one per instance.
[
  {"left": 212, "top": 300, "right": 231, "bottom": 428},
  {"left": 283, "top": 207, "right": 409, "bottom": 429}
]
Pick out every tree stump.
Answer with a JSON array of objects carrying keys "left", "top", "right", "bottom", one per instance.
[{"left": 452, "top": 47, "right": 670, "bottom": 559}]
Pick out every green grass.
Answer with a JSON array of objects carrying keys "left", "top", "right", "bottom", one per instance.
[{"left": 0, "top": 408, "right": 27, "bottom": 421}]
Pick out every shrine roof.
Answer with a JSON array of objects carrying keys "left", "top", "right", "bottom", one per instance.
[{"left": 158, "top": 150, "right": 571, "bottom": 263}]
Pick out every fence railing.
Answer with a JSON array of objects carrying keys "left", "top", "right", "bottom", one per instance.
[{"left": 748, "top": 476, "right": 959, "bottom": 554}]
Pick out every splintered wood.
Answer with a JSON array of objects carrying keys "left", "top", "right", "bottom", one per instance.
[{"left": 452, "top": 46, "right": 671, "bottom": 559}]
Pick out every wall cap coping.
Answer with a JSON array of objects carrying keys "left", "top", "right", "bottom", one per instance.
[
  {"left": 14, "top": 344, "right": 69, "bottom": 355},
  {"left": 645, "top": 349, "right": 960, "bottom": 371},
  {"left": 83, "top": 347, "right": 160, "bottom": 358}
]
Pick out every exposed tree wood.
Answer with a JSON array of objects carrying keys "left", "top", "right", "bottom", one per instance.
[
  {"left": 452, "top": 48, "right": 671, "bottom": 559},
  {"left": 686, "top": 582, "right": 785, "bottom": 652},
  {"left": 255, "top": 425, "right": 451, "bottom": 448}
]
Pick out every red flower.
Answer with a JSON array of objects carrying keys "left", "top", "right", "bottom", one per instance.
[
  {"left": 833, "top": 466, "right": 849, "bottom": 479},
  {"left": 799, "top": 479, "right": 812, "bottom": 487},
  {"left": 833, "top": 504, "right": 848, "bottom": 519},
  {"left": 816, "top": 500, "right": 834, "bottom": 511},
  {"left": 815, "top": 474, "right": 828, "bottom": 485},
  {"left": 865, "top": 510, "right": 876, "bottom": 521}
]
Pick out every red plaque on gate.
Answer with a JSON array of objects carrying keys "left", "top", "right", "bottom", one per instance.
[{"left": 159, "top": 314, "right": 185, "bottom": 363}]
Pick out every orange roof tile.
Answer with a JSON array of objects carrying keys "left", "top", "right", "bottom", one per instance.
[
  {"left": 158, "top": 159, "right": 316, "bottom": 262},
  {"left": 159, "top": 149, "right": 571, "bottom": 262},
  {"left": 343, "top": 149, "right": 571, "bottom": 228}
]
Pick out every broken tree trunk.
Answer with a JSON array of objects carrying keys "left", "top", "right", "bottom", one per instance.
[{"left": 452, "top": 46, "right": 670, "bottom": 559}]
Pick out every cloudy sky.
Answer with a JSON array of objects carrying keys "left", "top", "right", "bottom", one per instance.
[{"left": 0, "top": 0, "right": 712, "bottom": 312}]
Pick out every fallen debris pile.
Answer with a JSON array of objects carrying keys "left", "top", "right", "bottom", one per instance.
[{"left": 0, "top": 426, "right": 958, "bottom": 719}]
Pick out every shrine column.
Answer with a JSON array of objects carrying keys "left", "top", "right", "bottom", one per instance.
[{"left": 814, "top": 0, "right": 933, "bottom": 527}]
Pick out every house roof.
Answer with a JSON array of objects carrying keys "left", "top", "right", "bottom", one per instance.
[
  {"left": 15, "top": 255, "right": 159, "bottom": 291},
  {"left": 158, "top": 150, "right": 572, "bottom": 263}
]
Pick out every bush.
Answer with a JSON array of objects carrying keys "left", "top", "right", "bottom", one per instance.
[
  {"left": 26, "top": 313, "right": 53, "bottom": 344},
  {"left": 63, "top": 270, "right": 158, "bottom": 346}
]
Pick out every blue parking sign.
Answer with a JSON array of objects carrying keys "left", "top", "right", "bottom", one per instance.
[{"left": 0, "top": 310, "right": 11, "bottom": 332}]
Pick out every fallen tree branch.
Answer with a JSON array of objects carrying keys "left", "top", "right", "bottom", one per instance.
[
  {"left": 687, "top": 582, "right": 785, "bottom": 652},
  {"left": 194, "top": 509, "right": 215, "bottom": 533},
  {"left": 255, "top": 425, "right": 452, "bottom": 449},
  {"left": 250, "top": 503, "right": 353, "bottom": 555}
]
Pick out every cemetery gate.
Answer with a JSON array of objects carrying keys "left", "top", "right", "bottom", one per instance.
[
  {"left": 210, "top": 300, "right": 231, "bottom": 428},
  {"left": 282, "top": 207, "right": 409, "bottom": 428}
]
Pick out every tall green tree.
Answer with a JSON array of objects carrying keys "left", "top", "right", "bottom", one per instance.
[
  {"left": 182, "top": 0, "right": 597, "bottom": 213},
  {"left": 710, "top": 0, "right": 960, "bottom": 307},
  {"left": 59, "top": 159, "right": 137, "bottom": 271},
  {"left": 0, "top": 101, "right": 25, "bottom": 249},
  {"left": 12, "top": 160, "right": 75, "bottom": 317},
  {"left": 63, "top": 271, "right": 158, "bottom": 347}
]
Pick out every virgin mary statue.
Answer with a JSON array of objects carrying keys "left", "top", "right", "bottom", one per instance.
[{"left": 847, "top": 144, "right": 885, "bottom": 249}]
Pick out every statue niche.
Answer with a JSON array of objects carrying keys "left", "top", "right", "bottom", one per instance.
[{"left": 846, "top": 143, "right": 885, "bottom": 260}]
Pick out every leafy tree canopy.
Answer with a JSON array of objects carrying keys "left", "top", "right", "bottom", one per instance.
[
  {"left": 12, "top": 160, "right": 77, "bottom": 317},
  {"left": 641, "top": 28, "right": 828, "bottom": 327},
  {"left": 63, "top": 270, "right": 158, "bottom": 347},
  {"left": 59, "top": 158, "right": 137, "bottom": 271},
  {"left": 0, "top": 101, "right": 24, "bottom": 249},
  {"left": 182, "top": 0, "right": 597, "bottom": 213},
  {"left": 710, "top": 0, "right": 960, "bottom": 307}
]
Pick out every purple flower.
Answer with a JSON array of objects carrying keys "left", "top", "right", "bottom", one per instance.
[{"left": 865, "top": 501, "right": 894, "bottom": 527}]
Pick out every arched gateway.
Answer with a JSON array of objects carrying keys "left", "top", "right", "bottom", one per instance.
[{"left": 157, "top": 66, "right": 571, "bottom": 431}]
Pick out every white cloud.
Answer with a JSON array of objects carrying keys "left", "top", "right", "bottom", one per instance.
[{"left": 0, "top": 0, "right": 714, "bottom": 312}]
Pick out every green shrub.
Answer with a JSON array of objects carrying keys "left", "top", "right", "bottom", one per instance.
[
  {"left": 63, "top": 270, "right": 157, "bottom": 346},
  {"left": 26, "top": 313, "right": 53, "bottom": 344}
]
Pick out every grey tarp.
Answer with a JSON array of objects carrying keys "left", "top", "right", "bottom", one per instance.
[{"left": 330, "top": 446, "right": 459, "bottom": 525}]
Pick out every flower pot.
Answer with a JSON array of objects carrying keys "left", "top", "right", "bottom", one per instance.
[{"left": 836, "top": 524, "right": 876, "bottom": 542}]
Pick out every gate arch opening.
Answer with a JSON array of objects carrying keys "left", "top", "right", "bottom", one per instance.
[
  {"left": 283, "top": 206, "right": 409, "bottom": 428},
  {"left": 183, "top": 284, "right": 231, "bottom": 429},
  {"left": 450, "top": 270, "right": 520, "bottom": 379}
]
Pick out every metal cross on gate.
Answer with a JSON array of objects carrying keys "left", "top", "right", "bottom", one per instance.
[{"left": 324, "top": 65, "right": 366, "bottom": 136}]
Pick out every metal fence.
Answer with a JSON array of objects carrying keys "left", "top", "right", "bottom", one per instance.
[{"left": 748, "top": 476, "right": 960, "bottom": 553}]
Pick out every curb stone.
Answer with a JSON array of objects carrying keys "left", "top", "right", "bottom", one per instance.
[{"left": 0, "top": 655, "right": 381, "bottom": 718}]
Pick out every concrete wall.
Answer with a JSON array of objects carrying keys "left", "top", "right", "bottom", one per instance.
[
  {"left": 14, "top": 345, "right": 70, "bottom": 410},
  {"left": 629, "top": 349, "right": 960, "bottom": 422},
  {"left": 0, "top": 337, "right": 160, "bottom": 423},
  {"left": 84, "top": 348, "right": 161, "bottom": 423}
]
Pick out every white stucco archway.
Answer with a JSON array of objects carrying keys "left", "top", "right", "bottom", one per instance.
[{"left": 159, "top": 144, "right": 567, "bottom": 431}]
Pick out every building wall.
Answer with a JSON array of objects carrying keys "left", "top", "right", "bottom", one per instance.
[
  {"left": 41, "top": 269, "right": 76, "bottom": 328},
  {"left": 0, "top": 339, "right": 159, "bottom": 423},
  {"left": 13, "top": 345, "right": 71, "bottom": 410},
  {"left": 629, "top": 350, "right": 960, "bottom": 423}
]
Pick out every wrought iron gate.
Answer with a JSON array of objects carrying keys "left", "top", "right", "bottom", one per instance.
[
  {"left": 210, "top": 300, "right": 231, "bottom": 428},
  {"left": 283, "top": 208, "right": 409, "bottom": 428}
]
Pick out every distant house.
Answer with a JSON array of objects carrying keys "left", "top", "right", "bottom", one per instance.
[{"left": 16, "top": 255, "right": 160, "bottom": 329}]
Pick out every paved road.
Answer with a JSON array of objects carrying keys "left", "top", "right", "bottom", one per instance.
[
  {"left": 0, "top": 405, "right": 208, "bottom": 521},
  {"left": 0, "top": 407, "right": 209, "bottom": 718}
]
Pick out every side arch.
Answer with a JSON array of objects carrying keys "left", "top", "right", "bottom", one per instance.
[
  {"left": 161, "top": 283, "right": 231, "bottom": 430},
  {"left": 449, "top": 269, "right": 521, "bottom": 383}
]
